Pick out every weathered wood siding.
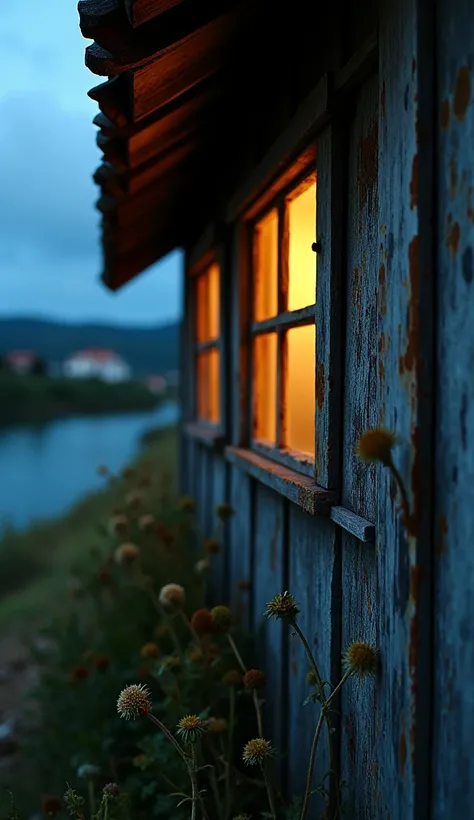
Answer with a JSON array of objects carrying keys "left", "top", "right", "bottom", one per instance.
[{"left": 178, "top": 0, "right": 474, "bottom": 816}]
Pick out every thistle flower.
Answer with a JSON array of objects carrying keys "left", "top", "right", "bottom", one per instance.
[
  {"left": 114, "top": 542, "right": 140, "bottom": 564},
  {"left": 178, "top": 495, "right": 196, "bottom": 512},
  {"left": 77, "top": 763, "right": 100, "bottom": 779},
  {"left": 63, "top": 786, "right": 85, "bottom": 816},
  {"left": 42, "top": 796, "right": 62, "bottom": 816},
  {"left": 265, "top": 591, "right": 300, "bottom": 623},
  {"left": 356, "top": 428, "right": 398, "bottom": 466},
  {"left": 205, "top": 716, "right": 228, "bottom": 733},
  {"left": 125, "top": 489, "right": 145, "bottom": 510},
  {"left": 216, "top": 502, "right": 234, "bottom": 520},
  {"left": 222, "top": 669, "right": 243, "bottom": 686},
  {"left": 188, "top": 648, "right": 205, "bottom": 664},
  {"left": 69, "top": 665, "right": 89, "bottom": 683},
  {"left": 190, "top": 608, "right": 215, "bottom": 635},
  {"left": 159, "top": 583, "right": 185, "bottom": 609},
  {"left": 117, "top": 683, "right": 152, "bottom": 719},
  {"left": 177, "top": 714, "right": 206, "bottom": 744},
  {"left": 204, "top": 538, "right": 221, "bottom": 555},
  {"left": 108, "top": 514, "right": 129, "bottom": 537},
  {"left": 210, "top": 605, "right": 232, "bottom": 633},
  {"left": 140, "top": 642, "right": 160, "bottom": 659},
  {"left": 343, "top": 641, "right": 379, "bottom": 679},
  {"left": 242, "top": 738, "right": 275, "bottom": 766},
  {"left": 102, "top": 783, "right": 120, "bottom": 800},
  {"left": 243, "top": 669, "right": 266, "bottom": 690},
  {"left": 195, "top": 558, "right": 210, "bottom": 575},
  {"left": 139, "top": 514, "right": 155, "bottom": 533}
]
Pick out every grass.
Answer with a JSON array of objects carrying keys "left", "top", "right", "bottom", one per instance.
[
  {"left": 0, "top": 425, "right": 178, "bottom": 632},
  {"left": 0, "top": 372, "right": 162, "bottom": 426}
]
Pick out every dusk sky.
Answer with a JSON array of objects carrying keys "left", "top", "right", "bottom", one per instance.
[{"left": 0, "top": 0, "right": 182, "bottom": 326}]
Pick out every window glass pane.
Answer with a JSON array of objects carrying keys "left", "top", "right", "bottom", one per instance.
[
  {"left": 253, "top": 209, "right": 278, "bottom": 321},
  {"left": 208, "top": 349, "right": 220, "bottom": 424},
  {"left": 287, "top": 178, "right": 317, "bottom": 311},
  {"left": 196, "top": 353, "right": 208, "bottom": 419},
  {"left": 285, "top": 324, "right": 315, "bottom": 456},
  {"left": 196, "top": 274, "right": 208, "bottom": 342},
  {"left": 253, "top": 333, "right": 277, "bottom": 444},
  {"left": 207, "top": 263, "right": 220, "bottom": 339}
]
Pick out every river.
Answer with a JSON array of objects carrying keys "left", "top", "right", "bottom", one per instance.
[{"left": 0, "top": 400, "right": 179, "bottom": 533}]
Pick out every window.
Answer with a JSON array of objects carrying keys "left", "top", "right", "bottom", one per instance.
[
  {"left": 250, "top": 171, "right": 317, "bottom": 468},
  {"left": 194, "top": 260, "right": 220, "bottom": 425}
]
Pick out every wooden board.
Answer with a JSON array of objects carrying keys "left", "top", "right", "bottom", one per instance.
[
  {"left": 227, "top": 468, "right": 253, "bottom": 629},
  {"left": 124, "top": 0, "right": 185, "bottom": 29},
  {"left": 431, "top": 0, "right": 474, "bottom": 816}
]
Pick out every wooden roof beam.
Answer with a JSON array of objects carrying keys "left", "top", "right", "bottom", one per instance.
[{"left": 123, "top": 0, "right": 185, "bottom": 29}]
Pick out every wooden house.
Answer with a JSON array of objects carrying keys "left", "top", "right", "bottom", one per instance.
[{"left": 78, "top": 0, "right": 474, "bottom": 816}]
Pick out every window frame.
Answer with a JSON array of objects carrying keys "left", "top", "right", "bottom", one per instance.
[
  {"left": 189, "top": 251, "right": 223, "bottom": 433},
  {"left": 247, "top": 163, "right": 318, "bottom": 478}
]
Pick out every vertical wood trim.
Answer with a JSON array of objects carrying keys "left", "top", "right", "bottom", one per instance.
[
  {"left": 314, "top": 125, "right": 345, "bottom": 489},
  {"left": 178, "top": 256, "right": 189, "bottom": 494},
  {"left": 246, "top": 223, "right": 255, "bottom": 446},
  {"left": 276, "top": 202, "right": 288, "bottom": 448},
  {"left": 217, "top": 239, "right": 230, "bottom": 439}
]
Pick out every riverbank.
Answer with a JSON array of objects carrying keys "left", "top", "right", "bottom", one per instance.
[
  {"left": 0, "top": 424, "right": 177, "bottom": 631},
  {"left": 0, "top": 373, "right": 162, "bottom": 427}
]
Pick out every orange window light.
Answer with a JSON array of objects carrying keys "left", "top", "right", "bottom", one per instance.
[
  {"left": 207, "top": 262, "right": 220, "bottom": 339},
  {"left": 196, "top": 273, "right": 208, "bottom": 343},
  {"left": 287, "top": 178, "right": 317, "bottom": 311},
  {"left": 208, "top": 348, "right": 220, "bottom": 424},
  {"left": 253, "top": 209, "right": 278, "bottom": 321},
  {"left": 253, "top": 333, "right": 277, "bottom": 444},
  {"left": 285, "top": 324, "right": 315, "bottom": 456}
]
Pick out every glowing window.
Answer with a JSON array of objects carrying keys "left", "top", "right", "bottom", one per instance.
[
  {"left": 251, "top": 170, "right": 317, "bottom": 465},
  {"left": 194, "top": 261, "right": 221, "bottom": 424}
]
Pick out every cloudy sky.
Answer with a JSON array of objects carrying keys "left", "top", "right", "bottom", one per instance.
[{"left": 0, "top": 0, "right": 182, "bottom": 326}]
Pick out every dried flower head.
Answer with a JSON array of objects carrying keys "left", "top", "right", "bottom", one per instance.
[
  {"left": 265, "top": 591, "right": 300, "bottom": 623},
  {"left": 159, "top": 583, "right": 185, "bottom": 608},
  {"left": 242, "top": 738, "right": 275, "bottom": 766},
  {"left": 178, "top": 495, "right": 196, "bottom": 513},
  {"left": 210, "top": 605, "right": 232, "bottom": 633},
  {"left": 216, "top": 502, "right": 234, "bottom": 520},
  {"left": 356, "top": 428, "right": 398, "bottom": 466},
  {"left": 108, "top": 514, "right": 129, "bottom": 537},
  {"left": 63, "top": 785, "right": 85, "bottom": 816},
  {"left": 195, "top": 558, "right": 211, "bottom": 575},
  {"left": 188, "top": 648, "right": 205, "bottom": 664},
  {"left": 221, "top": 669, "right": 243, "bottom": 686},
  {"left": 238, "top": 579, "right": 251, "bottom": 591},
  {"left": 77, "top": 763, "right": 100, "bottom": 779},
  {"left": 125, "top": 489, "right": 145, "bottom": 510},
  {"left": 343, "top": 641, "right": 378, "bottom": 679},
  {"left": 190, "top": 608, "right": 215, "bottom": 635},
  {"left": 243, "top": 669, "right": 266, "bottom": 691},
  {"left": 140, "top": 642, "right": 160, "bottom": 659},
  {"left": 117, "top": 683, "right": 151, "bottom": 719},
  {"left": 114, "top": 542, "right": 140, "bottom": 564},
  {"left": 205, "top": 717, "right": 228, "bottom": 733},
  {"left": 133, "top": 754, "right": 147, "bottom": 769},
  {"left": 42, "top": 796, "right": 62, "bottom": 816},
  {"left": 306, "top": 669, "right": 318, "bottom": 686},
  {"left": 70, "top": 665, "right": 89, "bottom": 683},
  {"left": 102, "top": 783, "right": 120, "bottom": 800},
  {"left": 94, "top": 654, "right": 111, "bottom": 672},
  {"left": 204, "top": 538, "right": 221, "bottom": 555},
  {"left": 139, "top": 514, "right": 155, "bottom": 533},
  {"left": 177, "top": 714, "right": 206, "bottom": 744}
]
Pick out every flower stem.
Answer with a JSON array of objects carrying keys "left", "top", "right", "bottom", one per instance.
[
  {"left": 324, "top": 670, "right": 352, "bottom": 710},
  {"left": 226, "top": 634, "right": 247, "bottom": 674},
  {"left": 262, "top": 762, "right": 278, "bottom": 820},
  {"left": 190, "top": 745, "right": 197, "bottom": 820},
  {"left": 389, "top": 463, "right": 411, "bottom": 526},
  {"left": 300, "top": 709, "right": 325, "bottom": 820},
  {"left": 253, "top": 689, "right": 263, "bottom": 736},
  {"left": 87, "top": 780, "right": 95, "bottom": 819}
]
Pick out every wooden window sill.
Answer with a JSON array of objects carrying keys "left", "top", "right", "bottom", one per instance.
[
  {"left": 184, "top": 422, "right": 225, "bottom": 449},
  {"left": 225, "top": 446, "right": 337, "bottom": 515},
  {"left": 225, "top": 446, "right": 375, "bottom": 541}
]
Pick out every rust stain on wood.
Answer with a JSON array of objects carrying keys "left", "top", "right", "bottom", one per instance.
[
  {"left": 358, "top": 122, "right": 378, "bottom": 213},
  {"left": 446, "top": 220, "right": 461, "bottom": 256},
  {"left": 449, "top": 155, "right": 458, "bottom": 198},
  {"left": 316, "top": 362, "right": 325, "bottom": 412},
  {"left": 378, "top": 262, "right": 387, "bottom": 316},
  {"left": 399, "top": 236, "right": 420, "bottom": 379},
  {"left": 440, "top": 98, "right": 450, "bottom": 128},
  {"left": 453, "top": 65, "right": 471, "bottom": 121},
  {"left": 410, "top": 153, "right": 419, "bottom": 209}
]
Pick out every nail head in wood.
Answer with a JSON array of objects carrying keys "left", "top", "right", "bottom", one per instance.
[{"left": 311, "top": 241, "right": 322, "bottom": 253}]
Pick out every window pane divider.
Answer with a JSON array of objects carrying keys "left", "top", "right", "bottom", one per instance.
[
  {"left": 251, "top": 304, "right": 316, "bottom": 335},
  {"left": 196, "top": 338, "right": 220, "bottom": 354}
]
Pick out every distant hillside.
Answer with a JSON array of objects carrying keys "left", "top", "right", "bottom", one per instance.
[{"left": 0, "top": 317, "right": 180, "bottom": 376}]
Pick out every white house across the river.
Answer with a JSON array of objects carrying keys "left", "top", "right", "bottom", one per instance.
[{"left": 63, "top": 349, "right": 131, "bottom": 383}]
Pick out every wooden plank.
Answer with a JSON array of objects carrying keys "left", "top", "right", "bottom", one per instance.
[
  {"left": 251, "top": 304, "right": 316, "bottom": 334},
  {"left": 252, "top": 485, "right": 286, "bottom": 777},
  {"left": 314, "top": 124, "right": 345, "bottom": 489},
  {"left": 131, "top": 1, "right": 255, "bottom": 121},
  {"left": 184, "top": 423, "right": 224, "bottom": 450},
  {"left": 209, "top": 454, "right": 228, "bottom": 604},
  {"left": 225, "top": 446, "right": 338, "bottom": 515},
  {"left": 101, "top": 231, "right": 179, "bottom": 290},
  {"left": 88, "top": 76, "right": 132, "bottom": 128},
  {"left": 124, "top": 0, "right": 185, "bottom": 29},
  {"left": 287, "top": 511, "right": 339, "bottom": 815},
  {"left": 431, "top": 0, "right": 474, "bottom": 816},
  {"left": 227, "top": 467, "right": 252, "bottom": 629},
  {"left": 226, "top": 77, "right": 329, "bottom": 223},
  {"left": 330, "top": 506, "right": 375, "bottom": 542}
]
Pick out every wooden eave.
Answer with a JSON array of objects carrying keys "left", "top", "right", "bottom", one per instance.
[{"left": 79, "top": 0, "right": 272, "bottom": 289}]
